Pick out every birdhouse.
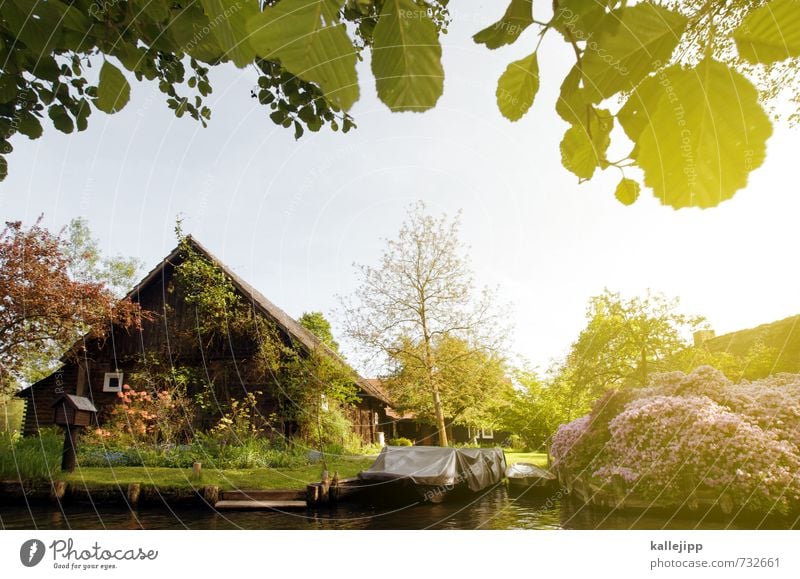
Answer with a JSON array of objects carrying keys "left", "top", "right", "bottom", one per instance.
[{"left": 52, "top": 394, "right": 97, "bottom": 427}]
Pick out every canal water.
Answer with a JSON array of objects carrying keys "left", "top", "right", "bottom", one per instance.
[{"left": 1, "top": 487, "right": 797, "bottom": 530}]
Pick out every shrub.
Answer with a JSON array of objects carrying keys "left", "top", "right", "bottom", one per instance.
[
  {"left": 388, "top": 437, "right": 413, "bottom": 446},
  {"left": 551, "top": 366, "right": 800, "bottom": 514}
]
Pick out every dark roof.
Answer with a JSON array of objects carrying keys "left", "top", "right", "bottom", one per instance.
[
  {"left": 52, "top": 394, "right": 97, "bottom": 412},
  {"left": 703, "top": 314, "right": 800, "bottom": 374},
  {"left": 127, "top": 236, "right": 390, "bottom": 405}
]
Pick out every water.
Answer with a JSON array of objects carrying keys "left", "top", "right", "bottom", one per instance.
[{"left": 2, "top": 487, "right": 797, "bottom": 530}]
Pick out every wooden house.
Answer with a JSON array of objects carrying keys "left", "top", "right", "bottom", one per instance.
[{"left": 16, "top": 236, "right": 390, "bottom": 443}]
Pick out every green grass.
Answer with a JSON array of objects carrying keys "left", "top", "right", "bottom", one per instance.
[
  {"left": 63, "top": 456, "right": 376, "bottom": 491},
  {"left": 503, "top": 451, "right": 549, "bottom": 468}
]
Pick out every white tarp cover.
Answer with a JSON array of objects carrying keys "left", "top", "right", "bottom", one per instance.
[{"left": 359, "top": 446, "right": 506, "bottom": 492}]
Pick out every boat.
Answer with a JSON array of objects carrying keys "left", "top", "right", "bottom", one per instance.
[
  {"left": 357, "top": 446, "right": 506, "bottom": 503},
  {"left": 505, "top": 462, "right": 557, "bottom": 492}
]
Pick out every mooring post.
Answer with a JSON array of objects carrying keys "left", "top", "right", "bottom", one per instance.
[
  {"left": 320, "top": 470, "right": 330, "bottom": 504},
  {"left": 331, "top": 471, "right": 340, "bottom": 503}
]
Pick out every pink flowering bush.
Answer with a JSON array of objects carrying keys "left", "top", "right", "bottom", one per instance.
[
  {"left": 550, "top": 415, "right": 591, "bottom": 467},
  {"left": 551, "top": 366, "right": 800, "bottom": 514}
]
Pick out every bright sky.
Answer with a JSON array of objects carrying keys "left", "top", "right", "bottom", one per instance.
[{"left": 1, "top": 1, "right": 799, "bottom": 374}]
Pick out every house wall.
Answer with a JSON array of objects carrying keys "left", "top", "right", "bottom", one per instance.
[{"left": 21, "top": 257, "right": 388, "bottom": 443}]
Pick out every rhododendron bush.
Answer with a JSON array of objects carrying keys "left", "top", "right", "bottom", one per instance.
[{"left": 551, "top": 366, "right": 800, "bottom": 513}]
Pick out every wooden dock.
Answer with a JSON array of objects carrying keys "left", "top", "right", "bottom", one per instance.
[{"left": 214, "top": 489, "right": 308, "bottom": 511}]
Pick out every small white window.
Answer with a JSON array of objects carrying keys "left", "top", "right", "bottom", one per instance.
[
  {"left": 103, "top": 372, "right": 123, "bottom": 393},
  {"left": 480, "top": 428, "right": 494, "bottom": 440}
]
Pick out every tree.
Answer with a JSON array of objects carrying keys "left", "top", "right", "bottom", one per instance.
[
  {"left": 1, "top": 1, "right": 798, "bottom": 209},
  {"left": 387, "top": 335, "right": 513, "bottom": 434},
  {"left": 341, "top": 202, "right": 506, "bottom": 446},
  {"left": 560, "top": 289, "right": 704, "bottom": 397},
  {"left": 500, "top": 366, "right": 596, "bottom": 450},
  {"left": 298, "top": 311, "right": 340, "bottom": 353},
  {"left": 63, "top": 217, "right": 141, "bottom": 297},
  {"left": 0, "top": 218, "right": 143, "bottom": 394}
]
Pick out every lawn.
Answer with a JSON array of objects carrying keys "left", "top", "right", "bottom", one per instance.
[
  {"left": 503, "top": 451, "right": 549, "bottom": 468},
  {"left": 63, "top": 455, "right": 376, "bottom": 491}
]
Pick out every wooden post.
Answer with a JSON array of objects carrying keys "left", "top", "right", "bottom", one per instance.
[
  {"left": 203, "top": 485, "right": 219, "bottom": 506},
  {"left": 320, "top": 470, "right": 330, "bottom": 504},
  {"left": 331, "top": 472, "right": 340, "bottom": 503},
  {"left": 127, "top": 483, "right": 141, "bottom": 506},
  {"left": 50, "top": 480, "right": 67, "bottom": 503},
  {"left": 61, "top": 426, "right": 80, "bottom": 472},
  {"left": 192, "top": 462, "right": 202, "bottom": 477}
]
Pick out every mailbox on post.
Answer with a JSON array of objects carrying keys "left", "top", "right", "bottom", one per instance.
[{"left": 52, "top": 394, "right": 97, "bottom": 472}]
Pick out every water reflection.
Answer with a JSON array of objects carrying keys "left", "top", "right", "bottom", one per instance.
[{"left": 1, "top": 487, "right": 797, "bottom": 530}]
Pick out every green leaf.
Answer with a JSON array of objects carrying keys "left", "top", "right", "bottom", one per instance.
[
  {"left": 247, "top": 0, "right": 359, "bottom": 111},
  {"left": 200, "top": 0, "right": 260, "bottom": 68},
  {"left": 17, "top": 113, "right": 43, "bottom": 139},
  {"left": 556, "top": 66, "right": 592, "bottom": 127},
  {"left": 2, "top": 0, "right": 62, "bottom": 56},
  {"left": 371, "top": 0, "right": 444, "bottom": 112},
  {"left": 496, "top": 51, "right": 539, "bottom": 122},
  {"left": 614, "top": 178, "right": 640, "bottom": 206},
  {"left": 0, "top": 156, "right": 7, "bottom": 181},
  {"left": 164, "top": 4, "right": 225, "bottom": 61},
  {"left": 95, "top": 61, "right": 131, "bottom": 114},
  {"left": 581, "top": 2, "right": 687, "bottom": 101},
  {"left": 560, "top": 111, "right": 613, "bottom": 180},
  {"left": 0, "top": 74, "right": 18, "bottom": 103},
  {"left": 130, "top": 0, "right": 171, "bottom": 22},
  {"left": 636, "top": 59, "right": 773, "bottom": 209},
  {"left": 552, "top": 0, "right": 611, "bottom": 41},
  {"left": 48, "top": 105, "right": 74, "bottom": 134},
  {"left": 734, "top": 0, "right": 800, "bottom": 64},
  {"left": 473, "top": 0, "right": 533, "bottom": 49},
  {"left": 617, "top": 72, "right": 661, "bottom": 143}
]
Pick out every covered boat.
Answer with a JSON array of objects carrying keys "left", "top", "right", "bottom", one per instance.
[
  {"left": 359, "top": 446, "right": 506, "bottom": 503},
  {"left": 505, "top": 462, "right": 556, "bottom": 492}
]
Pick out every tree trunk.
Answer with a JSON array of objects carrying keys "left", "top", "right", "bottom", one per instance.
[{"left": 432, "top": 383, "right": 448, "bottom": 447}]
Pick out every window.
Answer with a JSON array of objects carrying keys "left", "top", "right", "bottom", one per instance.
[
  {"left": 480, "top": 428, "right": 494, "bottom": 440},
  {"left": 103, "top": 372, "right": 123, "bottom": 393}
]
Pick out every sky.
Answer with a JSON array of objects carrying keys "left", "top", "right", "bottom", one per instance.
[{"left": 1, "top": 1, "right": 799, "bottom": 374}]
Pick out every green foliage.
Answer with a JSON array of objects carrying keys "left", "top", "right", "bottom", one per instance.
[
  {"left": 496, "top": 51, "right": 539, "bottom": 122},
  {"left": 483, "top": 0, "right": 800, "bottom": 208},
  {"left": 371, "top": 0, "right": 444, "bottom": 111},
  {"left": 499, "top": 368, "right": 594, "bottom": 450},
  {"left": 473, "top": 0, "right": 534, "bottom": 50},
  {"left": 634, "top": 59, "right": 771, "bottom": 209},
  {"left": 561, "top": 289, "right": 704, "bottom": 395},
  {"left": 63, "top": 217, "right": 141, "bottom": 296},
  {"left": 671, "top": 340, "right": 782, "bottom": 382},
  {"left": 173, "top": 235, "right": 248, "bottom": 338},
  {"left": 734, "top": 0, "right": 800, "bottom": 64},
  {"left": 0, "top": 427, "right": 62, "bottom": 481},
  {"left": 387, "top": 437, "right": 413, "bottom": 446},
  {"left": 2, "top": 0, "right": 795, "bottom": 208},
  {"left": 0, "top": 397, "right": 24, "bottom": 432},
  {"left": 209, "top": 391, "right": 268, "bottom": 445},
  {"left": 95, "top": 61, "right": 131, "bottom": 114},
  {"left": 78, "top": 436, "right": 310, "bottom": 470},
  {"left": 298, "top": 311, "right": 341, "bottom": 352},
  {"left": 386, "top": 335, "right": 512, "bottom": 432},
  {"left": 247, "top": 0, "right": 359, "bottom": 111}
]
